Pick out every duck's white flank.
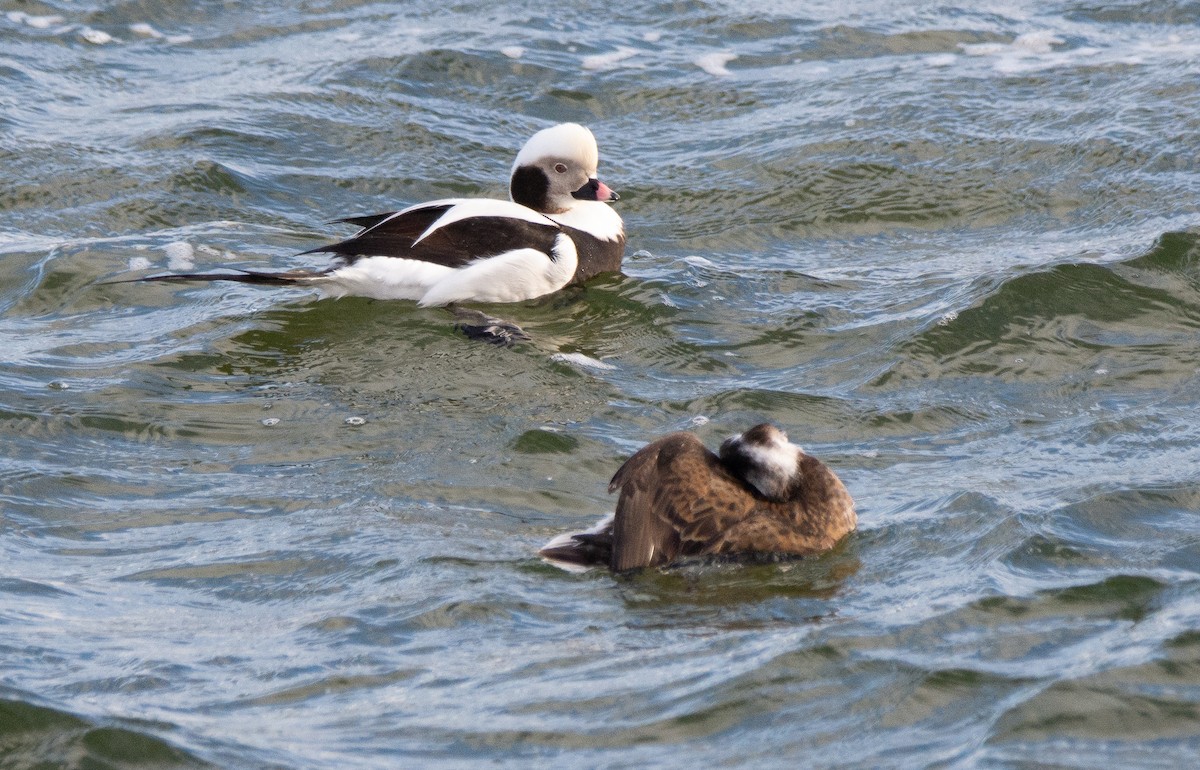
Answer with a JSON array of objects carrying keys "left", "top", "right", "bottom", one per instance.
[
  {"left": 319, "top": 232, "right": 579, "bottom": 306},
  {"left": 419, "top": 234, "right": 578, "bottom": 306}
]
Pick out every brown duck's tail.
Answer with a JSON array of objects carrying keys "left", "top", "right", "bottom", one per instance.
[{"left": 114, "top": 269, "right": 324, "bottom": 286}]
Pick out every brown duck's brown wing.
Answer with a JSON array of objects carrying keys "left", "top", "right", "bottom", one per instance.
[
  {"left": 608, "top": 433, "right": 758, "bottom": 571},
  {"left": 709, "top": 454, "right": 857, "bottom": 557}
]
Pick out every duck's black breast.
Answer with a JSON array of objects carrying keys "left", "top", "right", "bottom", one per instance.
[{"left": 561, "top": 225, "right": 625, "bottom": 284}]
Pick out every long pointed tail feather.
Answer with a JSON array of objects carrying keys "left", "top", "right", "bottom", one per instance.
[{"left": 109, "top": 269, "right": 324, "bottom": 286}]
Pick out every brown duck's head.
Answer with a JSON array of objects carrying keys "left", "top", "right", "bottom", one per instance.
[{"left": 718, "top": 423, "right": 803, "bottom": 503}]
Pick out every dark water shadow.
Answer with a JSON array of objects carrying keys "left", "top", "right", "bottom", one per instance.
[
  {"left": 0, "top": 694, "right": 211, "bottom": 769},
  {"left": 874, "top": 230, "right": 1200, "bottom": 387}
]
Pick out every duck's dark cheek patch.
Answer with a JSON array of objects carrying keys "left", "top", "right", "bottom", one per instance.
[{"left": 510, "top": 165, "right": 550, "bottom": 210}]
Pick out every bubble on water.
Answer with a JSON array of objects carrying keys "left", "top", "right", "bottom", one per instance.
[
  {"left": 47, "top": 381, "right": 70, "bottom": 391},
  {"left": 690, "top": 415, "right": 710, "bottom": 426},
  {"left": 261, "top": 418, "right": 280, "bottom": 427},
  {"left": 344, "top": 416, "right": 367, "bottom": 426},
  {"left": 501, "top": 46, "right": 524, "bottom": 59}
]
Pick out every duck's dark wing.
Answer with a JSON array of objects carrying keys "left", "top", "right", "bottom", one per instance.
[
  {"left": 607, "top": 432, "right": 757, "bottom": 571},
  {"left": 305, "top": 199, "right": 562, "bottom": 268}
]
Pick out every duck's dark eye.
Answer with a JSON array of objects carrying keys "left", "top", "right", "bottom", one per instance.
[{"left": 554, "top": 163, "right": 567, "bottom": 174}]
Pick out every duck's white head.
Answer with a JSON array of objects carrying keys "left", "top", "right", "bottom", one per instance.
[
  {"left": 718, "top": 423, "right": 804, "bottom": 502},
  {"left": 510, "top": 123, "right": 619, "bottom": 214}
]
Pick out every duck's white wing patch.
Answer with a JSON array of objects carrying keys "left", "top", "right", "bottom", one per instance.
[
  {"left": 412, "top": 199, "right": 557, "bottom": 246},
  {"left": 417, "top": 233, "right": 578, "bottom": 306}
]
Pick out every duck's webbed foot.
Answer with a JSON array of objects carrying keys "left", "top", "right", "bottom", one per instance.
[{"left": 451, "top": 307, "right": 531, "bottom": 347}]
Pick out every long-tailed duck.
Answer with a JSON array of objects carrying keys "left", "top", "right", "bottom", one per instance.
[
  {"left": 539, "top": 424, "right": 857, "bottom": 572},
  {"left": 136, "top": 122, "right": 624, "bottom": 312}
]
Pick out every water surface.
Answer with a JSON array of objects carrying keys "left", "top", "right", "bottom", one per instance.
[{"left": 2, "top": 1, "right": 1200, "bottom": 767}]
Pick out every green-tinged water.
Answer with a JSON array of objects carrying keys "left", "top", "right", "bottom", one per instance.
[{"left": 2, "top": 1, "right": 1200, "bottom": 767}]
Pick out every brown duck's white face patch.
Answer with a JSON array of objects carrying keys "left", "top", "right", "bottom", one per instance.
[{"left": 723, "top": 425, "right": 803, "bottom": 501}]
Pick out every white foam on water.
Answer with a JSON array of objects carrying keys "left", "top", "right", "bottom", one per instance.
[
  {"left": 128, "top": 256, "right": 152, "bottom": 271},
  {"left": 930, "top": 26, "right": 1200, "bottom": 78},
  {"left": 582, "top": 46, "right": 639, "bottom": 71},
  {"left": 937, "top": 311, "right": 959, "bottom": 326},
  {"left": 642, "top": 31, "right": 662, "bottom": 43},
  {"left": 18, "top": 13, "right": 65, "bottom": 29},
  {"left": 501, "top": 46, "right": 524, "bottom": 59},
  {"left": 695, "top": 52, "right": 736, "bottom": 76},
  {"left": 129, "top": 22, "right": 163, "bottom": 38},
  {"left": 164, "top": 242, "right": 194, "bottom": 271},
  {"left": 955, "top": 30, "right": 1102, "bottom": 74},
  {"left": 80, "top": 28, "right": 115, "bottom": 45},
  {"left": 550, "top": 352, "right": 617, "bottom": 371}
]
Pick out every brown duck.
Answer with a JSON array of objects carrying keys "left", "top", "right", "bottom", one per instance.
[{"left": 539, "top": 424, "right": 857, "bottom": 572}]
